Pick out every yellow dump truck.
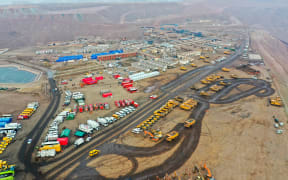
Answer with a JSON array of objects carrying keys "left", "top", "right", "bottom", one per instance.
[
  {"left": 174, "top": 96, "right": 184, "bottom": 103},
  {"left": 190, "top": 63, "right": 197, "bottom": 67},
  {"left": 180, "top": 67, "right": 187, "bottom": 71},
  {"left": 200, "top": 91, "right": 210, "bottom": 96},
  {"left": 230, "top": 74, "right": 238, "bottom": 79},
  {"left": 201, "top": 80, "right": 210, "bottom": 84},
  {"left": 180, "top": 99, "right": 198, "bottom": 111},
  {"left": 219, "top": 81, "right": 230, "bottom": 86},
  {"left": 166, "top": 131, "right": 179, "bottom": 142},
  {"left": 269, "top": 96, "right": 283, "bottom": 107},
  {"left": 184, "top": 119, "right": 196, "bottom": 128}
]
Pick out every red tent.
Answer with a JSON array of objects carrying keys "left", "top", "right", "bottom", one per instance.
[{"left": 57, "top": 137, "right": 69, "bottom": 146}]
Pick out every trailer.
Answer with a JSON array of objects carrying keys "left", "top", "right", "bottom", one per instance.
[
  {"left": 97, "top": 117, "right": 109, "bottom": 127},
  {"left": 79, "top": 124, "right": 93, "bottom": 134},
  {"left": 74, "top": 138, "right": 85, "bottom": 147},
  {"left": 87, "top": 120, "right": 100, "bottom": 131}
]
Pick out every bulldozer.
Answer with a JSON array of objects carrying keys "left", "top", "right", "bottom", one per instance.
[
  {"left": 221, "top": 67, "right": 231, "bottom": 72},
  {"left": 210, "top": 85, "right": 223, "bottom": 92},
  {"left": 269, "top": 96, "right": 283, "bottom": 107},
  {"left": 230, "top": 74, "right": 238, "bottom": 79},
  {"left": 166, "top": 131, "right": 179, "bottom": 142},
  {"left": 180, "top": 66, "right": 187, "bottom": 71},
  {"left": 190, "top": 63, "right": 197, "bottom": 67},
  {"left": 89, "top": 149, "right": 100, "bottom": 157},
  {"left": 200, "top": 91, "right": 210, "bottom": 97},
  {"left": 184, "top": 119, "right": 196, "bottom": 128},
  {"left": 174, "top": 96, "right": 184, "bottom": 103}
]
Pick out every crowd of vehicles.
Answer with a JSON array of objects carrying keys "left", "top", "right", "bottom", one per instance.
[{"left": 17, "top": 102, "right": 39, "bottom": 120}]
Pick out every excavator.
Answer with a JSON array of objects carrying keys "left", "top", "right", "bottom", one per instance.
[
  {"left": 184, "top": 119, "right": 196, "bottom": 128},
  {"left": 144, "top": 130, "right": 163, "bottom": 142},
  {"left": 269, "top": 96, "right": 283, "bottom": 107},
  {"left": 89, "top": 149, "right": 100, "bottom": 157},
  {"left": 166, "top": 131, "right": 179, "bottom": 142},
  {"left": 221, "top": 67, "right": 231, "bottom": 72},
  {"left": 202, "top": 163, "right": 214, "bottom": 180}
]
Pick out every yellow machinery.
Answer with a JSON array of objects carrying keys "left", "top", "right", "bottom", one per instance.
[
  {"left": 206, "top": 74, "right": 223, "bottom": 82},
  {"left": 202, "top": 163, "right": 213, "bottom": 180},
  {"left": 191, "top": 63, "right": 197, "bottom": 67},
  {"left": 184, "top": 119, "right": 196, "bottom": 128},
  {"left": 205, "top": 55, "right": 210, "bottom": 58},
  {"left": 112, "top": 114, "right": 120, "bottom": 120},
  {"left": 269, "top": 96, "right": 283, "bottom": 107},
  {"left": 230, "top": 74, "right": 238, "bottom": 79},
  {"left": 180, "top": 99, "right": 198, "bottom": 111},
  {"left": 199, "top": 56, "right": 205, "bottom": 59},
  {"left": 89, "top": 149, "right": 100, "bottom": 157},
  {"left": 39, "top": 144, "right": 61, "bottom": 152},
  {"left": 224, "top": 51, "right": 231, "bottom": 55},
  {"left": 221, "top": 67, "right": 231, "bottom": 72},
  {"left": 144, "top": 130, "right": 163, "bottom": 142},
  {"left": 180, "top": 67, "right": 187, "bottom": 71},
  {"left": 203, "top": 59, "right": 210, "bottom": 63},
  {"left": 174, "top": 96, "right": 184, "bottom": 103},
  {"left": 210, "top": 85, "right": 223, "bottom": 92},
  {"left": 166, "top": 131, "right": 179, "bottom": 142},
  {"left": 219, "top": 81, "right": 230, "bottom": 86},
  {"left": 201, "top": 80, "right": 210, "bottom": 84},
  {"left": 200, "top": 91, "right": 210, "bottom": 96}
]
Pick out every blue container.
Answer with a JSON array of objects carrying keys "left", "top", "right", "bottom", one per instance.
[
  {"left": 0, "top": 117, "right": 12, "bottom": 123},
  {"left": 0, "top": 122, "right": 6, "bottom": 128}
]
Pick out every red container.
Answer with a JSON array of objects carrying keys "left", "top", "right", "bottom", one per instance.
[
  {"left": 57, "top": 137, "right": 68, "bottom": 146},
  {"left": 102, "top": 92, "right": 112, "bottom": 98},
  {"left": 94, "top": 103, "right": 98, "bottom": 110},
  {"left": 79, "top": 106, "right": 83, "bottom": 113},
  {"left": 95, "top": 76, "right": 104, "bottom": 80},
  {"left": 128, "top": 87, "right": 137, "bottom": 93},
  {"left": 128, "top": 99, "right": 134, "bottom": 105},
  {"left": 85, "top": 105, "right": 89, "bottom": 111},
  {"left": 99, "top": 103, "right": 104, "bottom": 110}
]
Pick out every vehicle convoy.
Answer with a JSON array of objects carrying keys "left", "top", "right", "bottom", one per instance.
[
  {"left": 269, "top": 96, "right": 283, "bottom": 107},
  {"left": 184, "top": 119, "right": 196, "bottom": 128},
  {"left": 0, "top": 160, "right": 15, "bottom": 180},
  {"left": 166, "top": 131, "right": 179, "bottom": 142},
  {"left": 89, "top": 149, "right": 100, "bottom": 157}
]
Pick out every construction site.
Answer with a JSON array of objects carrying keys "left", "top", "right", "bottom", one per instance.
[{"left": 0, "top": 5, "right": 287, "bottom": 180}]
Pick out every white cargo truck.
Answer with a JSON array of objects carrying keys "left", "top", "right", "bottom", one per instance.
[
  {"left": 79, "top": 124, "right": 93, "bottom": 134},
  {"left": 87, "top": 120, "right": 100, "bottom": 131},
  {"left": 4, "top": 123, "right": 22, "bottom": 129},
  {"left": 97, "top": 117, "right": 109, "bottom": 127},
  {"left": 74, "top": 138, "right": 85, "bottom": 147}
]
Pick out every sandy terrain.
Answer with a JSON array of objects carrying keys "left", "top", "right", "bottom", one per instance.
[
  {"left": 175, "top": 95, "right": 288, "bottom": 179},
  {"left": 251, "top": 30, "right": 288, "bottom": 114}
]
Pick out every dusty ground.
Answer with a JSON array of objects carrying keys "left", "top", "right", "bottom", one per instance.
[
  {"left": 175, "top": 95, "right": 288, "bottom": 179},
  {"left": 251, "top": 30, "right": 288, "bottom": 114},
  {"left": 88, "top": 154, "right": 133, "bottom": 179}
]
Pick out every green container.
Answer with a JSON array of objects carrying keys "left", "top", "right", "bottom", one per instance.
[{"left": 60, "top": 129, "right": 71, "bottom": 137}]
